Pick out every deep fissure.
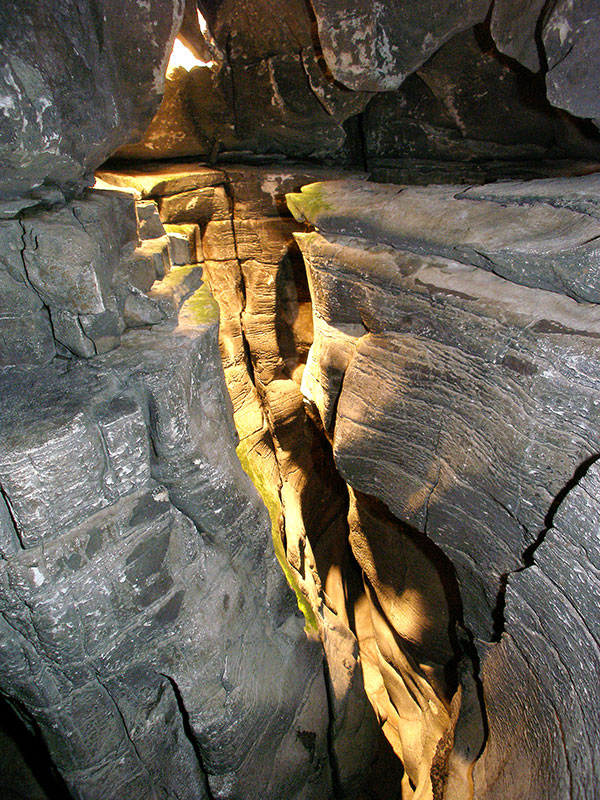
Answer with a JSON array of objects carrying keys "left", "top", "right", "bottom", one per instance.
[{"left": 2, "top": 1, "right": 600, "bottom": 798}]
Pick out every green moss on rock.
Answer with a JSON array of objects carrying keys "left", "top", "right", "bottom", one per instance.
[
  {"left": 236, "top": 437, "right": 318, "bottom": 633},
  {"left": 286, "top": 183, "right": 331, "bottom": 224},
  {"left": 178, "top": 282, "right": 219, "bottom": 326}
]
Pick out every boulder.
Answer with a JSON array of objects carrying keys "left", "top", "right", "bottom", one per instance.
[
  {"left": 490, "top": 0, "right": 547, "bottom": 72},
  {"left": 307, "top": 0, "right": 489, "bottom": 91},
  {"left": 543, "top": 0, "right": 600, "bottom": 125},
  {"left": 20, "top": 189, "right": 138, "bottom": 357},
  {"left": 0, "top": 0, "right": 184, "bottom": 200},
  {"left": 361, "top": 26, "right": 590, "bottom": 167}
]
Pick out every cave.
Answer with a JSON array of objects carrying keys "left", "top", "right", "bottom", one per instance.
[{"left": 1, "top": 1, "right": 600, "bottom": 798}]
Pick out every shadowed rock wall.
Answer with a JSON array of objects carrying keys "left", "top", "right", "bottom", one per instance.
[
  {"left": 0, "top": 0, "right": 185, "bottom": 202},
  {"left": 112, "top": 0, "right": 600, "bottom": 179}
]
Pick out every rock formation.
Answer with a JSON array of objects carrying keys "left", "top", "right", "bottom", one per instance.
[
  {"left": 0, "top": 0, "right": 185, "bottom": 202},
  {"left": 288, "top": 175, "right": 600, "bottom": 797},
  {"left": 3, "top": 0, "right": 600, "bottom": 799},
  {"left": 0, "top": 174, "right": 339, "bottom": 799}
]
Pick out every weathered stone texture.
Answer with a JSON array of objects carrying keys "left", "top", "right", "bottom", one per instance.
[
  {"left": 308, "top": 0, "right": 489, "bottom": 91},
  {"left": 288, "top": 178, "right": 600, "bottom": 303},
  {"left": 97, "top": 163, "right": 224, "bottom": 199},
  {"left": 490, "top": 0, "right": 547, "bottom": 72},
  {"left": 94, "top": 162, "right": 381, "bottom": 797},
  {"left": 1, "top": 188, "right": 142, "bottom": 364},
  {"left": 474, "top": 456, "right": 600, "bottom": 799},
  {"left": 543, "top": 0, "right": 600, "bottom": 125},
  {"left": 0, "top": 176, "right": 212, "bottom": 366},
  {"left": 0, "top": 0, "right": 184, "bottom": 200},
  {"left": 361, "top": 25, "right": 600, "bottom": 171},
  {"left": 115, "top": 0, "right": 371, "bottom": 164},
  {"left": 0, "top": 298, "right": 333, "bottom": 800},
  {"left": 289, "top": 177, "right": 600, "bottom": 798},
  {"left": 0, "top": 220, "right": 56, "bottom": 367}
]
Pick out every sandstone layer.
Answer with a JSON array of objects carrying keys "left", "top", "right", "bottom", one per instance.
[
  {"left": 0, "top": 171, "right": 350, "bottom": 800},
  {"left": 289, "top": 176, "right": 600, "bottom": 799}
]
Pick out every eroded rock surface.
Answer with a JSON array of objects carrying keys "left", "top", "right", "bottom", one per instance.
[
  {"left": 0, "top": 0, "right": 184, "bottom": 200},
  {"left": 0, "top": 308, "right": 333, "bottom": 799},
  {"left": 362, "top": 25, "right": 600, "bottom": 179},
  {"left": 289, "top": 177, "right": 600, "bottom": 799},
  {"left": 0, "top": 173, "right": 342, "bottom": 799},
  {"left": 116, "top": 0, "right": 369, "bottom": 164},
  {"left": 287, "top": 177, "right": 600, "bottom": 303},
  {"left": 95, "top": 161, "right": 385, "bottom": 798},
  {"left": 308, "top": 0, "right": 489, "bottom": 92}
]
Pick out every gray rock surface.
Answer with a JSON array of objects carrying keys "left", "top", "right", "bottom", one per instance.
[
  {"left": 543, "top": 0, "right": 600, "bottom": 125},
  {"left": 19, "top": 188, "right": 139, "bottom": 357},
  {"left": 0, "top": 0, "right": 184, "bottom": 200},
  {"left": 474, "top": 458, "right": 600, "bottom": 799},
  {"left": 0, "top": 179, "right": 209, "bottom": 366},
  {"left": 0, "top": 293, "right": 333, "bottom": 800},
  {"left": 48, "top": 161, "right": 382, "bottom": 798},
  {"left": 287, "top": 178, "right": 600, "bottom": 303},
  {"left": 114, "top": 0, "right": 370, "bottom": 164},
  {"left": 308, "top": 0, "right": 489, "bottom": 91},
  {"left": 289, "top": 177, "right": 600, "bottom": 798},
  {"left": 459, "top": 171, "right": 600, "bottom": 217},
  {"left": 361, "top": 26, "right": 600, "bottom": 169},
  {"left": 21, "top": 193, "right": 131, "bottom": 355},
  {"left": 1, "top": 188, "right": 146, "bottom": 365},
  {"left": 0, "top": 219, "right": 56, "bottom": 367},
  {"left": 490, "top": 0, "right": 546, "bottom": 73}
]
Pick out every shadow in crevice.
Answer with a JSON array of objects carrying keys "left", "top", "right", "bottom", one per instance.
[
  {"left": 0, "top": 694, "right": 73, "bottom": 800},
  {"left": 349, "top": 490, "right": 464, "bottom": 696},
  {"left": 342, "top": 489, "right": 489, "bottom": 796}
]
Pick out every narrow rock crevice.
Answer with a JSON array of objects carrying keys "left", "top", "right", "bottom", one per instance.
[
  {"left": 159, "top": 673, "right": 216, "bottom": 800},
  {"left": 0, "top": 484, "right": 24, "bottom": 550},
  {"left": 93, "top": 674, "right": 152, "bottom": 779},
  {"left": 491, "top": 451, "right": 600, "bottom": 643},
  {"left": 321, "top": 655, "right": 344, "bottom": 799}
]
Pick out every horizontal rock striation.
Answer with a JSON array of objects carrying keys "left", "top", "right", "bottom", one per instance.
[
  {"left": 0, "top": 307, "right": 334, "bottom": 800},
  {"left": 287, "top": 177, "right": 600, "bottom": 303},
  {"left": 289, "top": 177, "right": 600, "bottom": 799},
  {"left": 0, "top": 173, "right": 339, "bottom": 800}
]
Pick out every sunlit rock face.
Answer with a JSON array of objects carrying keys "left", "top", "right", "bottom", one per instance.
[
  {"left": 0, "top": 179, "right": 339, "bottom": 799},
  {"left": 98, "top": 161, "right": 383, "bottom": 796},
  {"left": 289, "top": 177, "right": 600, "bottom": 798}
]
